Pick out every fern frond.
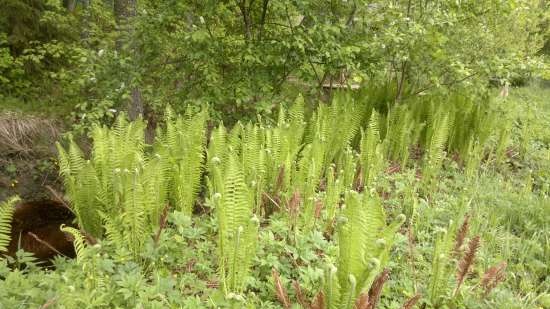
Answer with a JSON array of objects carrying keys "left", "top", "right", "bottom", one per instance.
[
  {"left": 207, "top": 125, "right": 228, "bottom": 196},
  {"left": 0, "top": 196, "right": 20, "bottom": 253},
  {"left": 423, "top": 109, "right": 451, "bottom": 189},
  {"left": 323, "top": 166, "right": 344, "bottom": 228},
  {"left": 360, "top": 111, "right": 385, "bottom": 188},
  {"left": 142, "top": 156, "right": 170, "bottom": 226},
  {"left": 216, "top": 154, "right": 257, "bottom": 294},
  {"left": 336, "top": 191, "right": 403, "bottom": 305},
  {"left": 338, "top": 191, "right": 370, "bottom": 296},
  {"left": 158, "top": 109, "right": 207, "bottom": 215},
  {"left": 60, "top": 224, "right": 87, "bottom": 264},
  {"left": 100, "top": 212, "right": 123, "bottom": 246},
  {"left": 324, "top": 265, "right": 341, "bottom": 309},
  {"left": 428, "top": 223, "right": 456, "bottom": 305},
  {"left": 74, "top": 163, "right": 103, "bottom": 237},
  {"left": 454, "top": 235, "right": 480, "bottom": 296},
  {"left": 120, "top": 169, "right": 148, "bottom": 258}
]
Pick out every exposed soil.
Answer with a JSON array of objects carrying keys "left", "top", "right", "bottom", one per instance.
[
  {"left": 7, "top": 199, "right": 76, "bottom": 265},
  {"left": 1, "top": 113, "right": 74, "bottom": 265}
]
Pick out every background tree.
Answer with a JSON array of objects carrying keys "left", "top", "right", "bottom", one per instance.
[
  {"left": 114, "top": 0, "right": 143, "bottom": 120},
  {"left": 0, "top": 0, "right": 547, "bottom": 128}
]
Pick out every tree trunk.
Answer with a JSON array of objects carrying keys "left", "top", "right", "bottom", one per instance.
[
  {"left": 114, "top": 0, "right": 143, "bottom": 121},
  {"left": 64, "top": 0, "right": 77, "bottom": 12},
  {"left": 114, "top": 0, "right": 136, "bottom": 49}
]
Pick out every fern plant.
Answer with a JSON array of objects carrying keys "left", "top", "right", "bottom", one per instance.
[
  {"left": 239, "top": 122, "right": 268, "bottom": 209},
  {"left": 292, "top": 94, "right": 361, "bottom": 229},
  {"left": 0, "top": 196, "right": 20, "bottom": 253},
  {"left": 57, "top": 138, "right": 103, "bottom": 236},
  {"left": 206, "top": 97, "right": 307, "bottom": 220},
  {"left": 60, "top": 224, "right": 87, "bottom": 264},
  {"left": 60, "top": 224, "right": 107, "bottom": 291},
  {"left": 293, "top": 140, "right": 326, "bottom": 229},
  {"left": 464, "top": 137, "right": 484, "bottom": 179},
  {"left": 57, "top": 113, "right": 170, "bottom": 257},
  {"left": 322, "top": 166, "right": 344, "bottom": 231},
  {"left": 321, "top": 148, "right": 358, "bottom": 230},
  {"left": 263, "top": 98, "right": 306, "bottom": 198},
  {"left": 422, "top": 108, "right": 452, "bottom": 191},
  {"left": 102, "top": 168, "right": 149, "bottom": 258},
  {"left": 336, "top": 147, "right": 358, "bottom": 190},
  {"left": 208, "top": 121, "right": 267, "bottom": 213},
  {"left": 156, "top": 108, "right": 207, "bottom": 215},
  {"left": 360, "top": 111, "right": 386, "bottom": 188},
  {"left": 446, "top": 95, "right": 496, "bottom": 161},
  {"left": 324, "top": 191, "right": 405, "bottom": 308},
  {"left": 207, "top": 124, "right": 229, "bottom": 196},
  {"left": 494, "top": 119, "right": 512, "bottom": 165},
  {"left": 305, "top": 92, "right": 363, "bottom": 169},
  {"left": 428, "top": 228, "right": 454, "bottom": 306},
  {"left": 213, "top": 154, "right": 259, "bottom": 295},
  {"left": 384, "top": 105, "right": 416, "bottom": 167}
]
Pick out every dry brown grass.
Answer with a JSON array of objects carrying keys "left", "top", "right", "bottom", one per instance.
[
  {"left": 454, "top": 235, "right": 481, "bottom": 296},
  {"left": 454, "top": 214, "right": 470, "bottom": 257},
  {"left": 0, "top": 112, "right": 60, "bottom": 155},
  {"left": 481, "top": 261, "right": 507, "bottom": 296},
  {"left": 400, "top": 293, "right": 421, "bottom": 309},
  {"left": 272, "top": 268, "right": 290, "bottom": 309}
]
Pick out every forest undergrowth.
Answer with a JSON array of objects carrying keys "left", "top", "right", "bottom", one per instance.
[{"left": 0, "top": 86, "right": 549, "bottom": 309}]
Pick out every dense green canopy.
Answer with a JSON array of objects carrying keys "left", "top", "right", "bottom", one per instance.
[{"left": 1, "top": 0, "right": 548, "bottom": 127}]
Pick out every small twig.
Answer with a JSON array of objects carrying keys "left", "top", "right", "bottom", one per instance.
[
  {"left": 262, "top": 192, "right": 281, "bottom": 209},
  {"left": 27, "top": 232, "right": 67, "bottom": 258},
  {"left": 45, "top": 185, "right": 74, "bottom": 215}
]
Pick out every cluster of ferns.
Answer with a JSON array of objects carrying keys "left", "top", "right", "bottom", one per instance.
[{"left": 0, "top": 89, "right": 506, "bottom": 306}]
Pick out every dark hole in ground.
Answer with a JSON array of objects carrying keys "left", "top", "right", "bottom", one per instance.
[{"left": 6, "top": 199, "right": 76, "bottom": 266}]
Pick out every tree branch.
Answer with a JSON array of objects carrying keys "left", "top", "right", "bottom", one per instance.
[{"left": 259, "top": 0, "right": 270, "bottom": 40}]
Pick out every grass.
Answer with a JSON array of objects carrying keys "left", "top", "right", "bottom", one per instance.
[
  {"left": 0, "top": 95, "right": 75, "bottom": 119},
  {"left": 0, "top": 112, "right": 60, "bottom": 155}
]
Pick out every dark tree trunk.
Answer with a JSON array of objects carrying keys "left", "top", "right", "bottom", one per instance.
[{"left": 63, "top": 0, "right": 77, "bottom": 12}]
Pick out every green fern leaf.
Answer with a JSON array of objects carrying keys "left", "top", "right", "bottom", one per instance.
[
  {"left": 0, "top": 196, "right": 20, "bottom": 253},
  {"left": 60, "top": 224, "right": 87, "bottom": 264}
]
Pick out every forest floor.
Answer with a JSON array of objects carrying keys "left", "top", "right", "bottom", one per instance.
[{"left": 0, "top": 85, "right": 549, "bottom": 308}]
